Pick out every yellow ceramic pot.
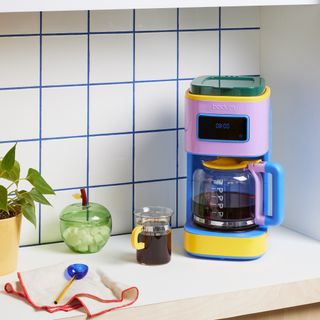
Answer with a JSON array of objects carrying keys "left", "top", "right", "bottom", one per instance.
[{"left": 0, "top": 213, "right": 22, "bottom": 275}]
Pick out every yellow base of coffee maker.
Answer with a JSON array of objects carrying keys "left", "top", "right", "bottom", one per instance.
[{"left": 184, "top": 223, "right": 268, "bottom": 260}]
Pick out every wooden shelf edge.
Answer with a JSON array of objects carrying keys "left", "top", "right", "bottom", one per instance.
[{"left": 88, "top": 278, "right": 320, "bottom": 320}]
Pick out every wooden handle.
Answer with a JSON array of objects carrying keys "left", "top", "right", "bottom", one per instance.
[{"left": 54, "top": 275, "right": 76, "bottom": 305}]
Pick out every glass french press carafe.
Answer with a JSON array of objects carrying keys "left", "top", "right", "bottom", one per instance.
[{"left": 192, "top": 157, "right": 283, "bottom": 231}]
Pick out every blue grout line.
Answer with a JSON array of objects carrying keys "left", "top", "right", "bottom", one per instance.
[
  {"left": 42, "top": 134, "right": 87, "bottom": 141},
  {"left": 20, "top": 240, "right": 64, "bottom": 247},
  {"left": 43, "top": 32, "right": 87, "bottom": 36},
  {"left": 90, "top": 30, "right": 133, "bottom": 35},
  {"left": 42, "top": 83, "right": 87, "bottom": 89},
  {"left": 0, "top": 33, "right": 39, "bottom": 38},
  {"left": 220, "top": 27, "right": 260, "bottom": 31},
  {"left": 20, "top": 230, "right": 149, "bottom": 247},
  {"left": 0, "top": 78, "right": 191, "bottom": 92},
  {"left": 175, "top": 8, "right": 180, "bottom": 228},
  {"left": 52, "top": 176, "right": 188, "bottom": 192},
  {"left": 133, "top": 177, "right": 185, "bottom": 185},
  {"left": 135, "top": 78, "right": 178, "bottom": 84},
  {"left": 0, "top": 26, "right": 260, "bottom": 39},
  {"left": 132, "top": 9, "right": 136, "bottom": 230},
  {"left": 0, "top": 138, "right": 40, "bottom": 144},
  {"left": 90, "top": 131, "right": 132, "bottom": 137},
  {"left": 90, "top": 80, "right": 133, "bottom": 87},
  {"left": 4, "top": 76, "right": 268, "bottom": 93},
  {"left": 136, "top": 128, "right": 183, "bottom": 134},
  {"left": 86, "top": 11, "right": 91, "bottom": 202},
  {"left": 180, "top": 27, "right": 260, "bottom": 32},
  {"left": 0, "top": 85, "right": 39, "bottom": 91},
  {"left": 0, "top": 128, "right": 186, "bottom": 145},
  {"left": 38, "top": 12, "right": 43, "bottom": 244},
  {"left": 219, "top": 7, "right": 222, "bottom": 77}
]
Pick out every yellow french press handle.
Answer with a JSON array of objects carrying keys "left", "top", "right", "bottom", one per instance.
[{"left": 131, "top": 225, "right": 145, "bottom": 250}]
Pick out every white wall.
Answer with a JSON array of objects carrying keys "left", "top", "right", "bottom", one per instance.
[{"left": 261, "top": 5, "right": 320, "bottom": 239}]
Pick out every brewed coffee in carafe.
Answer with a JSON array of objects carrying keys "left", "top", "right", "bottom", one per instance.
[{"left": 192, "top": 158, "right": 258, "bottom": 231}]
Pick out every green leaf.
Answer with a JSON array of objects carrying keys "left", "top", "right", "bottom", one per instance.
[
  {"left": 26, "top": 168, "right": 55, "bottom": 195},
  {"left": 21, "top": 203, "right": 36, "bottom": 228},
  {"left": 29, "top": 188, "right": 51, "bottom": 206},
  {"left": 1, "top": 144, "right": 16, "bottom": 171},
  {"left": 0, "top": 160, "right": 20, "bottom": 182},
  {"left": 16, "top": 190, "right": 34, "bottom": 206},
  {"left": 0, "top": 185, "right": 8, "bottom": 212}
]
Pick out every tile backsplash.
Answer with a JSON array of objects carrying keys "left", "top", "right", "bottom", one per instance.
[{"left": 0, "top": 7, "right": 260, "bottom": 246}]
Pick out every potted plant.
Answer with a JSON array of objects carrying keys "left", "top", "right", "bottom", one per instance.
[{"left": 0, "top": 144, "right": 54, "bottom": 275}]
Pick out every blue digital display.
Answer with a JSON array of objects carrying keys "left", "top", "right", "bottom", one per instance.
[
  {"left": 215, "top": 123, "right": 231, "bottom": 129},
  {"left": 198, "top": 115, "right": 247, "bottom": 141}
]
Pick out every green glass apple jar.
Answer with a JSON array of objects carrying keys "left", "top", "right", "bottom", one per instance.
[{"left": 60, "top": 201, "right": 112, "bottom": 254}]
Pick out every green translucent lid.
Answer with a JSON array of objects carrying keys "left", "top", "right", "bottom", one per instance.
[{"left": 190, "top": 75, "right": 265, "bottom": 97}]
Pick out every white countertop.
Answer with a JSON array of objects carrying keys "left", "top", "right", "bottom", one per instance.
[{"left": 1, "top": 226, "right": 320, "bottom": 320}]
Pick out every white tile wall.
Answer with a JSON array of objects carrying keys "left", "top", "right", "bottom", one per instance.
[
  {"left": 90, "top": 10, "right": 133, "bottom": 32},
  {"left": 42, "top": 86, "right": 87, "bottom": 138},
  {"left": 135, "top": 180, "right": 177, "bottom": 226},
  {"left": 135, "top": 131, "right": 176, "bottom": 181},
  {"left": 179, "top": 8, "right": 219, "bottom": 29},
  {"left": 221, "top": 7, "right": 260, "bottom": 28},
  {"left": 89, "top": 135, "right": 132, "bottom": 185},
  {"left": 136, "top": 9, "right": 176, "bottom": 31},
  {"left": 221, "top": 30, "right": 260, "bottom": 75},
  {"left": 0, "top": 8, "right": 260, "bottom": 246},
  {"left": 135, "top": 32, "right": 177, "bottom": 80},
  {"left": 90, "top": 34, "right": 133, "bottom": 83},
  {"left": 41, "top": 138, "right": 87, "bottom": 189},
  {"left": 90, "top": 84, "right": 133, "bottom": 134},
  {"left": 42, "top": 11, "right": 87, "bottom": 33},
  {"left": 0, "top": 37, "right": 39, "bottom": 87},
  {"left": 42, "top": 35, "right": 87, "bottom": 85},
  {"left": 179, "top": 31, "right": 219, "bottom": 78},
  {"left": 90, "top": 185, "right": 133, "bottom": 234},
  {"left": 0, "top": 12, "right": 39, "bottom": 34},
  {"left": 135, "top": 81, "right": 176, "bottom": 131},
  {"left": 0, "top": 89, "right": 39, "bottom": 141}
]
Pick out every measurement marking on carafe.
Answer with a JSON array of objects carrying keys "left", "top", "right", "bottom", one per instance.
[{"left": 217, "top": 211, "right": 224, "bottom": 218}]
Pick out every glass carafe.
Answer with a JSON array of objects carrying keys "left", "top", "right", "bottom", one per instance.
[{"left": 192, "top": 157, "right": 283, "bottom": 231}]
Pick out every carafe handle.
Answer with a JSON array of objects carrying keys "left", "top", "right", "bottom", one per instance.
[
  {"left": 248, "top": 162, "right": 284, "bottom": 226},
  {"left": 131, "top": 225, "right": 145, "bottom": 250}
]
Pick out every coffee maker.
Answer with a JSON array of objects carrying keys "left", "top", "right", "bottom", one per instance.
[{"left": 184, "top": 76, "right": 284, "bottom": 260}]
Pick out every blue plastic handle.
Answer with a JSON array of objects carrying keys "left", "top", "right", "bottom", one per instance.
[{"left": 264, "top": 162, "right": 284, "bottom": 226}]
